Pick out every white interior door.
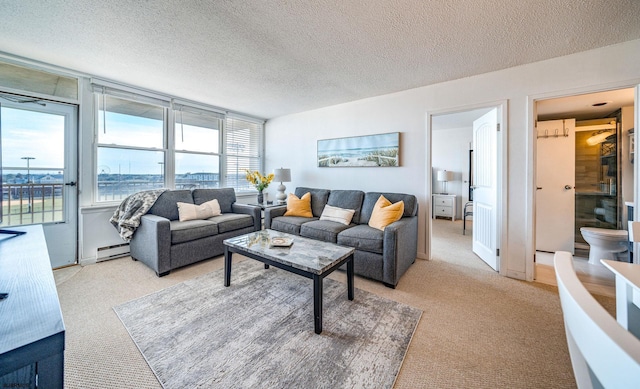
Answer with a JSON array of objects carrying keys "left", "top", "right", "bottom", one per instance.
[
  {"left": 0, "top": 95, "right": 78, "bottom": 268},
  {"left": 472, "top": 108, "right": 499, "bottom": 270},
  {"left": 535, "top": 119, "right": 575, "bottom": 253}
]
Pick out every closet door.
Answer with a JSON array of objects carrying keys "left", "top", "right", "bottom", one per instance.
[{"left": 536, "top": 119, "right": 576, "bottom": 253}]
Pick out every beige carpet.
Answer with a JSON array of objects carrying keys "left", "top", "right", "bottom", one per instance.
[
  {"left": 114, "top": 260, "right": 421, "bottom": 388},
  {"left": 55, "top": 219, "right": 616, "bottom": 388}
]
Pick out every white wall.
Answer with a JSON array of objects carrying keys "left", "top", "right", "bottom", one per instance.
[
  {"left": 622, "top": 105, "right": 636, "bottom": 217},
  {"left": 264, "top": 39, "right": 640, "bottom": 279},
  {"left": 432, "top": 127, "right": 472, "bottom": 218}
]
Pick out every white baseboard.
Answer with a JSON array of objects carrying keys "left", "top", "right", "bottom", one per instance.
[
  {"left": 79, "top": 257, "right": 97, "bottom": 266},
  {"left": 506, "top": 270, "right": 526, "bottom": 280}
]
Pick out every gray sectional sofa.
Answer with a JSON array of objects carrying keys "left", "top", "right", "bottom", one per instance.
[
  {"left": 130, "top": 188, "right": 261, "bottom": 276},
  {"left": 265, "top": 187, "right": 418, "bottom": 288}
]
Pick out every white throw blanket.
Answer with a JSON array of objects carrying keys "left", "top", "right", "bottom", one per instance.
[{"left": 110, "top": 189, "right": 168, "bottom": 242}]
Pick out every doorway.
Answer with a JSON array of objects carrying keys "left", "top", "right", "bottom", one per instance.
[
  {"left": 530, "top": 85, "right": 637, "bottom": 278},
  {"left": 0, "top": 93, "right": 78, "bottom": 268},
  {"left": 428, "top": 102, "right": 507, "bottom": 273}
]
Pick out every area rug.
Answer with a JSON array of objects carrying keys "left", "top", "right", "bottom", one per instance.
[{"left": 114, "top": 260, "right": 422, "bottom": 388}]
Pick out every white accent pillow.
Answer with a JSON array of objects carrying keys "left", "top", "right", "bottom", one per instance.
[
  {"left": 319, "top": 204, "right": 355, "bottom": 225},
  {"left": 177, "top": 199, "right": 222, "bottom": 221}
]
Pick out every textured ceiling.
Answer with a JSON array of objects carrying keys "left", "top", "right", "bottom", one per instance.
[{"left": 1, "top": 0, "right": 640, "bottom": 119}]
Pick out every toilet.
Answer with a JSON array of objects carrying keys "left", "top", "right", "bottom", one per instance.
[{"left": 580, "top": 227, "right": 629, "bottom": 265}]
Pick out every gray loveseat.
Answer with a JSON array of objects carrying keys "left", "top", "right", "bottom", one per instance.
[
  {"left": 265, "top": 187, "right": 418, "bottom": 288},
  {"left": 130, "top": 188, "right": 261, "bottom": 276}
]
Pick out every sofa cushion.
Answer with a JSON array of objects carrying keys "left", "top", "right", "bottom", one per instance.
[
  {"left": 326, "top": 190, "right": 364, "bottom": 224},
  {"left": 360, "top": 192, "right": 418, "bottom": 224},
  {"left": 192, "top": 188, "right": 236, "bottom": 213},
  {"left": 207, "top": 213, "right": 254, "bottom": 234},
  {"left": 271, "top": 216, "right": 319, "bottom": 235},
  {"left": 284, "top": 192, "right": 313, "bottom": 217},
  {"left": 177, "top": 199, "right": 221, "bottom": 221},
  {"left": 295, "top": 187, "right": 330, "bottom": 217},
  {"left": 368, "top": 195, "right": 404, "bottom": 231},
  {"left": 149, "top": 190, "right": 193, "bottom": 221},
  {"left": 300, "top": 220, "right": 353, "bottom": 243},
  {"left": 170, "top": 219, "right": 218, "bottom": 244},
  {"left": 319, "top": 204, "right": 355, "bottom": 225},
  {"left": 337, "top": 224, "right": 384, "bottom": 254}
]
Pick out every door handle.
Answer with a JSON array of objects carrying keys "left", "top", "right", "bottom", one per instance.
[
  {"left": 564, "top": 185, "right": 573, "bottom": 190},
  {"left": 536, "top": 187, "right": 542, "bottom": 190},
  {"left": 65, "top": 181, "right": 77, "bottom": 187}
]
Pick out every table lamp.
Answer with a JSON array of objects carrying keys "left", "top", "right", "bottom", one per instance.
[
  {"left": 437, "top": 170, "right": 454, "bottom": 194},
  {"left": 273, "top": 168, "right": 291, "bottom": 204}
]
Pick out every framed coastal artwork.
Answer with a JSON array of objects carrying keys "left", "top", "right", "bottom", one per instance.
[{"left": 317, "top": 132, "right": 400, "bottom": 167}]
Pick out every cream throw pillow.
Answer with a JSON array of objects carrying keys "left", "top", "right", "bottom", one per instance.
[
  {"left": 177, "top": 199, "right": 222, "bottom": 221},
  {"left": 320, "top": 204, "right": 355, "bottom": 225},
  {"left": 284, "top": 192, "right": 313, "bottom": 217},
  {"left": 368, "top": 195, "right": 405, "bottom": 231}
]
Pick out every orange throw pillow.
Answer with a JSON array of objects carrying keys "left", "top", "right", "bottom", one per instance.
[
  {"left": 368, "top": 195, "right": 404, "bottom": 231},
  {"left": 284, "top": 192, "right": 313, "bottom": 217}
]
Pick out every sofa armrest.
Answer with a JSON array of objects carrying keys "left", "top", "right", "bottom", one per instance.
[
  {"left": 382, "top": 215, "right": 419, "bottom": 287},
  {"left": 264, "top": 205, "right": 287, "bottom": 229},
  {"left": 129, "top": 214, "right": 172, "bottom": 275},
  {"left": 232, "top": 203, "right": 262, "bottom": 231}
]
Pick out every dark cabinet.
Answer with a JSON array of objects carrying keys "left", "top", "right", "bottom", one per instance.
[{"left": 0, "top": 225, "right": 65, "bottom": 388}]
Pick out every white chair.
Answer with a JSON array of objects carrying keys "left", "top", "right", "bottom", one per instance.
[{"left": 554, "top": 251, "right": 640, "bottom": 388}]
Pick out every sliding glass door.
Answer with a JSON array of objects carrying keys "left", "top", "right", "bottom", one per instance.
[{"left": 0, "top": 94, "right": 78, "bottom": 268}]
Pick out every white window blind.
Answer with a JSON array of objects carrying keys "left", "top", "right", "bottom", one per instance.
[
  {"left": 90, "top": 78, "right": 170, "bottom": 108},
  {"left": 225, "top": 117, "right": 264, "bottom": 192},
  {"left": 0, "top": 60, "right": 78, "bottom": 100}
]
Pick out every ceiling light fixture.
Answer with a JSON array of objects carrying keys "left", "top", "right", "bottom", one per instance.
[
  {"left": 584, "top": 121, "right": 616, "bottom": 146},
  {"left": 586, "top": 130, "right": 614, "bottom": 146}
]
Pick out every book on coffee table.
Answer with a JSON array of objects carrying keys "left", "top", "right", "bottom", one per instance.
[{"left": 270, "top": 237, "right": 293, "bottom": 248}]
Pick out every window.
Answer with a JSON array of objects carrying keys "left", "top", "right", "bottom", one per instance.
[
  {"left": 92, "top": 82, "right": 264, "bottom": 202},
  {"left": 174, "top": 105, "right": 223, "bottom": 189},
  {"left": 95, "top": 92, "right": 167, "bottom": 202},
  {"left": 225, "top": 117, "right": 264, "bottom": 193}
]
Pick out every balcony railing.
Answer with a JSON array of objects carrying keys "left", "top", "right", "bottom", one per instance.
[
  {"left": 1, "top": 183, "right": 64, "bottom": 227},
  {"left": 96, "top": 179, "right": 221, "bottom": 202},
  {"left": 1, "top": 179, "right": 231, "bottom": 226}
]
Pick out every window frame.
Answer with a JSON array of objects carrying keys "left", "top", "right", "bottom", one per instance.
[
  {"left": 91, "top": 83, "right": 265, "bottom": 204},
  {"left": 172, "top": 103, "right": 224, "bottom": 190},
  {"left": 93, "top": 91, "right": 169, "bottom": 203}
]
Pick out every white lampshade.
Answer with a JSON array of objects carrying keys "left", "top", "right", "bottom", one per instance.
[
  {"left": 273, "top": 168, "right": 291, "bottom": 182},
  {"left": 273, "top": 168, "right": 291, "bottom": 204},
  {"left": 437, "top": 170, "right": 454, "bottom": 182}
]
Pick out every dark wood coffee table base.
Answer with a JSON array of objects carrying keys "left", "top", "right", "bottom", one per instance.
[{"left": 224, "top": 246, "right": 354, "bottom": 334}]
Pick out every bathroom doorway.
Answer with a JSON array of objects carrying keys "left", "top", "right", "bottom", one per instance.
[{"left": 534, "top": 87, "right": 635, "bottom": 263}]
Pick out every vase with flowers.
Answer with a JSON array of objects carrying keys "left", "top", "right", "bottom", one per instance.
[{"left": 245, "top": 170, "right": 274, "bottom": 204}]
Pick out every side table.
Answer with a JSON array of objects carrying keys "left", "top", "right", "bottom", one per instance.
[
  {"left": 249, "top": 203, "right": 284, "bottom": 228},
  {"left": 432, "top": 194, "right": 456, "bottom": 221}
]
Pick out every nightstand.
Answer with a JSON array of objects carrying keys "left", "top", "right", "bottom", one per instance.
[{"left": 432, "top": 194, "right": 456, "bottom": 221}]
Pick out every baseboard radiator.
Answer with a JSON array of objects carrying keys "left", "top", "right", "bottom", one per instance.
[{"left": 96, "top": 243, "right": 130, "bottom": 262}]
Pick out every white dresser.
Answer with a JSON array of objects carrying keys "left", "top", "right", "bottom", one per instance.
[{"left": 432, "top": 194, "right": 456, "bottom": 221}]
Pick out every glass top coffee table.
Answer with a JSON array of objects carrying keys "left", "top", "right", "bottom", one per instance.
[{"left": 223, "top": 229, "right": 355, "bottom": 334}]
